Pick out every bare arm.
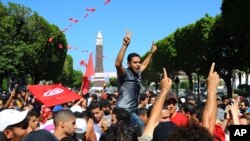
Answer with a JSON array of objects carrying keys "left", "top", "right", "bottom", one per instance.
[
  {"left": 230, "top": 100, "right": 240, "bottom": 125},
  {"left": 115, "top": 31, "right": 132, "bottom": 74},
  {"left": 4, "top": 90, "right": 15, "bottom": 108},
  {"left": 140, "top": 42, "right": 157, "bottom": 72},
  {"left": 221, "top": 105, "right": 231, "bottom": 131},
  {"left": 202, "top": 63, "right": 220, "bottom": 134},
  {"left": 141, "top": 68, "right": 172, "bottom": 137}
]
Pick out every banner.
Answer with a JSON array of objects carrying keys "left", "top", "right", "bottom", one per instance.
[{"left": 27, "top": 84, "right": 81, "bottom": 107}]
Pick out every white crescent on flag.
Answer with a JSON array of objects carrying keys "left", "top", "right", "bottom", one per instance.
[{"left": 44, "top": 88, "right": 64, "bottom": 96}]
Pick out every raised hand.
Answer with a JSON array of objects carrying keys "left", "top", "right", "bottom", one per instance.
[
  {"left": 207, "top": 62, "right": 220, "bottom": 90},
  {"left": 151, "top": 41, "right": 157, "bottom": 54},
  {"left": 123, "top": 30, "right": 132, "bottom": 46},
  {"left": 160, "top": 68, "right": 172, "bottom": 92}
]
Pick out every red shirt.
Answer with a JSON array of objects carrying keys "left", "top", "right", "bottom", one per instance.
[
  {"left": 213, "top": 123, "right": 225, "bottom": 141},
  {"left": 170, "top": 112, "right": 188, "bottom": 126}
]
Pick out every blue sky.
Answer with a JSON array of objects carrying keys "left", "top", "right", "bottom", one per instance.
[{"left": 2, "top": 0, "right": 222, "bottom": 73}]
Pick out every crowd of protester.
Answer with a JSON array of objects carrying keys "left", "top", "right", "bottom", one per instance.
[
  {"left": 1, "top": 67, "right": 250, "bottom": 141},
  {"left": 0, "top": 31, "right": 250, "bottom": 141}
]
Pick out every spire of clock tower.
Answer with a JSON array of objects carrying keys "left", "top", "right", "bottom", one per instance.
[{"left": 93, "top": 30, "right": 105, "bottom": 87}]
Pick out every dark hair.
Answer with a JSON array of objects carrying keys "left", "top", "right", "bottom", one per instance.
[
  {"left": 22, "top": 129, "right": 58, "bottom": 141},
  {"left": 89, "top": 101, "right": 102, "bottom": 110},
  {"left": 167, "top": 123, "right": 213, "bottom": 141},
  {"left": 182, "top": 102, "right": 197, "bottom": 115},
  {"left": 139, "top": 94, "right": 148, "bottom": 102},
  {"left": 112, "top": 107, "right": 130, "bottom": 125},
  {"left": 241, "top": 99, "right": 250, "bottom": 107},
  {"left": 136, "top": 108, "right": 148, "bottom": 117},
  {"left": 127, "top": 53, "right": 140, "bottom": 62},
  {"left": 100, "top": 124, "right": 138, "bottom": 141},
  {"left": 185, "top": 92, "right": 196, "bottom": 102},
  {"left": 26, "top": 110, "right": 38, "bottom": 121}
]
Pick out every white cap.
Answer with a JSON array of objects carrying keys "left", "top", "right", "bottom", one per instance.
[
  {"left": 0, "top": 109, "right": 29, "bottom": 131},
  {"left": 70, "top": 105, "right": 84, "bottom": 113},
  {"left": 75, "top": 118, "right": 87, "bottom": 133}
]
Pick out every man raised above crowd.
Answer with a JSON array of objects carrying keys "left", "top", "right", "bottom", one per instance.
[{"left": 115, "top": 30, "right": 157, "bottom": 135}]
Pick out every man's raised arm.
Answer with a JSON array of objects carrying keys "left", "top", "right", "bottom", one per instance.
[
  {"left": 115, "top": 31, "right": 132, "bottom": 74},
  {"left": 202, "top": 62, "right": 220, "bottom": 134},
  {"left": 140, "top": 41, "right": 157, "bottom": 72}
]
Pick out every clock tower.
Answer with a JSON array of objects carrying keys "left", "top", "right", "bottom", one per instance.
[{"left": 93, "top": 30, "right": 105, "bottom": 87}]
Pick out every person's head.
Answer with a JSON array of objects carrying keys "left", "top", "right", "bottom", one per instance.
[
  {"left": 239, "top": 99, "right": 249, "bottom": 113},
  {"left": 54, "top": 109, "right": 76, "bottom": 139},
  {"left": 16, "top": 93, "right": 22, "bottom": 100},
  {"left": 185, "top": 91, "right": 196, "bottom": 105},
  {"left": 91, "top": 94, "right": 98, "bottom": 101},
  {"left": 100, "top": 116, "right": 112, "bottom": 133},
  {"left": 149, "top": 95, "right": 157, "bottom": 105},
  {"left": 181, "top": 102, "right": 198, "bottom": 121},
  {"left": 89, "top": 101, "right": 104, "bottom": 123},
  {"left": 40, "top": 105, "right": 53, "bottom": 124},
  {"left": 136, "top": 108, "right": 149, "bottom": 124},
  {"left": 113, "top": 91, "right": 119, "bottom": 98},
  {"left": 221, "top": 95, "right": 229, "bottom": 105},
  {"left": 127, "top": 53, "right": 141, "bottom": 73},
  {"left": 22, "top": 129, "right": 58, "bottom": 141},
  {"left": 100, "top": 124, "right": 138, "bottom": 141},
  {"left": 25, "top": 110, "right": 39, "bottom": 133},
  {"left": 99, "top": 98, "right": 111, "bottom": 115},
  {"left": 111, "top": 107, "right": 130, "bottom": 125},
  {"left": 160, "top": 108, "right": 170, "bottom": 122},
  {"left": 22, "top": 102, "right": 34, "bottom": 111},
  {"left": 139, "top": 94, "right": 149, "bottom": 106},
  {"left": 0, "top": 109, "right": 29, "bottom": 141},
  {"left": 239, "top": 113, "right": 250, "bottom": 125},
  {"left": 80, "top": 97, "right": 88, "bottom": 109},
  {"left": 165, "top": 92, "right": 178, "bottom": 117},
  {"left": 167, "top": 123, "right": 213, "bottom": 141},
  {"left": 153, "top": 122, "right": 177, "bottom": 141}
]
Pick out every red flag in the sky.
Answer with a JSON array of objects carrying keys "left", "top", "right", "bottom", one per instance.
[
  {"left": 27, "top": 84, "right": 81, "bottom": 107},
  {"left": 84, "top": 13, "right": 89, "bottom": 18},
  {"left": 85, "top": 8, "right": 96, "bottom": 12},
  {"left": 69, "top": 17, "right": 78, "bottom": 22},
  {"left": 80, "top": 60, "right": 85, "bottom": 66},
  {"left": 84, "top": 53, "right": 95, "bottom": 77},
  {"left": 104, "top": 0, "right": 111, "bottom": 5},
  {"left": 81, "top": 53, "right": 95, "bottom": 94}
]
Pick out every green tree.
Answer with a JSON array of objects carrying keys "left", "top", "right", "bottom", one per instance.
[
  {"left": 0, "top": 2, "right": 67, "bottom": 84},
  {"left": 208, "top": 15, "right": 239, "bottom": 98},
  {"left": 109, "top": 77, "right": 117, "bottom": 87},
  {"left": 60, "top": 55, "right": 73, "bottom": 86},
  {"left": 220, "top": 0, "right": 250, "bottom": 97},
  {"left": 71, "top": 70, "right": 83, "bottom": 88},
  {"left": 1, "top": 78, "right": 8, "bottom": 90}
]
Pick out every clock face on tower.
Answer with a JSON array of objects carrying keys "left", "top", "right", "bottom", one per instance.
[{"left": 96, "top": 39, "right": 103, "bottom": 45}]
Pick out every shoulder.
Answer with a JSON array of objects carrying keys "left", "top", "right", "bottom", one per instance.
[{"left": 138, "top": 134, "right": 153, "bottom": 141}]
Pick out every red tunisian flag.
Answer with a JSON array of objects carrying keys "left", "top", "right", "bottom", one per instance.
[
  {"left": 27, "top": 84, "right": 81, "bottom": 107},
  {"left": 81, "top": 53, "right": 95, "bottom": 95}
]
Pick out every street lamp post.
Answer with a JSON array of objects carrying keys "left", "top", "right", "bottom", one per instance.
[{"left": 175, "top": 76, "right": 180, "bottom": 98}]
